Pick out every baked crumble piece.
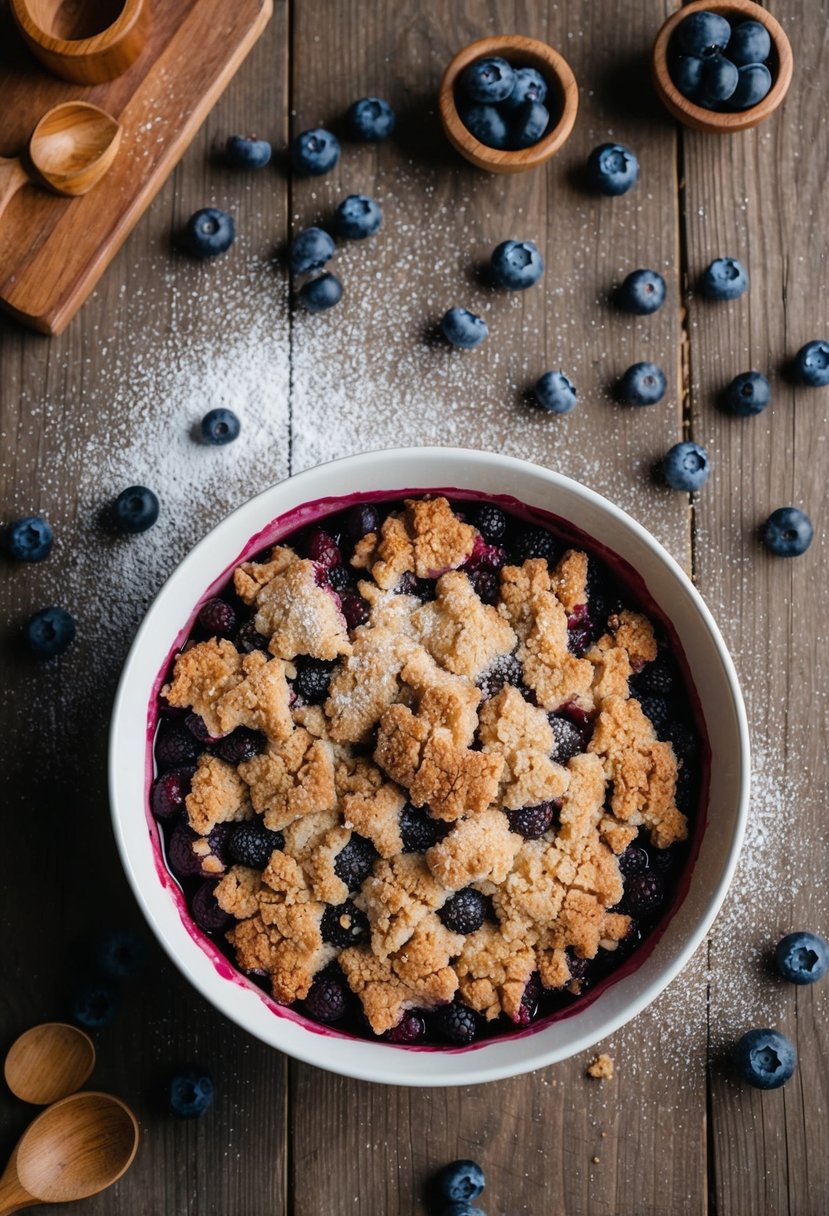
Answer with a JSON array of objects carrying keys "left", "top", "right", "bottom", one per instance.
[{"left": 586, "top": 1053, "right": 615, "bottom": 1080}]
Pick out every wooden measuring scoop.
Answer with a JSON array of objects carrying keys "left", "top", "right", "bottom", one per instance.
[
  {"left": 4, "top": 1023, "right": 96, "bottom": 1106},
  {"left": 0, "top": 101, "right": 121, "bottom": 224}
]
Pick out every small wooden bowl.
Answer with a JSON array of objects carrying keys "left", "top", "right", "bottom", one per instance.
[
  {"left": 651, "top": 0, "right": 792, "bottom": 134},
  {"left": 10, "top": 0, "right": 150, "bottom": 84},
  {"left": 439, "top": 35, "right": 578, "bottom": 174}
]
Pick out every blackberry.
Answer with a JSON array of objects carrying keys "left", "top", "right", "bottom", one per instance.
[
  {"left": 167, "top": 824, "right": 203, "bottom": 878},
  {"left": 400, "top": 804, "right": 444, "bottom": 853},
  {"left": 202, "top": 822, "right": 235, "bottom": 874},
  {"left": 307, "top": 528, "right": 341, "bottom": 568},
  {"left": 440, "top": 888, "right": 487, "bottom": 934},
  {"left": 185, "top": 712, "right": 219, "bottom": 744},
  {"left": 327, "top": 564, "right": 352, "bottom": 592},
  {"left": 469, "top": 568, "right": 498, "bottom": 604},
  {"left": 650, "top": 845, "right": 680, "bottom": 876},
  {"left": 506, "top": 802, "right": 555, "bottom": 840},
  {"left": 395, "top": 571, "right": 433, "bottom": 599},
  {"left": 637, "top": 653, "right": 678, "bottom": 696},
  {"left": 618, "top": 845, "right": 648, "bottom": 877},
  {"left": 566, "top": 952, "right": 591, "bottom": 990},
  {"left": 665, "top": 720, "right": 698, "bottom": 761},
  {"left": 675, "top": 765, "right": 699, "bottom": 813},
  {"left": 549, "top": 715, "right": 583, "bottom": 763},
  {"left": 304, "top": 972, "right": 347, "bottom": 1022},
  {"left": 345, "top": 503, "right": 380, "bottom": 540},
  {"left": 197, "top": 597, "right": 237, "bottom": 638},
  {"left": 341, "top": 592, "right": 369, "bottom": 631},
  {"left": 192, "top": 881, "right": 232, "bottom": 933},
  {"left": 333, "top": 835, "right": 377, "bottom": 890},
  {"left": 637, "top": 695, "right": 671, "bottom": 733},
  {"left": 214, "top": 727, "right": 265, "bottom": 765},
  {"left": 151, "top": 768, "right": 193, "bottom": 819},
  {"left": 294, "top": 657, "right": 335, "bottom": 704},
  {"left": 474, "top": 502, "right": 507, "bottom": 543},
  {"left": 321, "top": 900, "right": 369, "bottom": 947},
  {"left": 477, "top": 653, "right": 523, "bottom": 701},
  {"left": 510, "top": 524, "right": 559, "bottom": 566},
  {"left": 624, "top": 870, "right": 665, "bottom": 918},
  {"left": 387, "top": 1011, "right": 426, "bottom": 1044},
  {"left": 236, "top": 619, "right": 269, "bottom": 653},
  {"left": 229, "top": 823, "right": 284, "bottom": 869},
  {"left": 434, "top": 1002, "right": 478, "bottom": 1044},
  {"left": 155, "top": 722, "right": 199, "bottom": 770},
  {"left": 513, "top": 972, "right": 542, "bottom": 1026}
]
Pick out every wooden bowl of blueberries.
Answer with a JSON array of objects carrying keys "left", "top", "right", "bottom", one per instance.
[
  {"left": 439, "top": 35, "right": 578, "bottom": 173},
  {"left": 652, "top": 0, "right": 793, "bottom": 133}
]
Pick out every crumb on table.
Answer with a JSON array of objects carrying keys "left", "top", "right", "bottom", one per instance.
[{"left": 586, "top": 1053, "right": 614, "bottom": 1080}]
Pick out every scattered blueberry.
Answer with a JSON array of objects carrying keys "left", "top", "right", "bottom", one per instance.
[
  {"left": 535, "top": 370, "right": 577, "bottom": 414},
  {"left": 734, "top": 1028, "right": 796, "bottom": 1090},
  {"left": 6, "top": 515, "right": 53, "bottom": 562},
  {"left": 192, "top": 880, "right": 232, "bottom": 933},
  {"left": 439, "top": 888, "right": 488, "bottom": 935},
  {"left": 299, "top": 272, "right": 343, "bottom": 313},
  {"left": 335, "top": 194, "right": 383, "bottom": 240},
  {"left": 549, "top": 714, "right": 583, "bottom": 763},
  {"left": 619, "top": 362, "right": 667, "bottom": 406},
  {"left": 795, "top": 340, "right": 829, "bottom": 387},
  {"left": 761, "top": 507, "right": 813, "bottom": 557},
  {"left": 229, "top": 822, "right": 284, "bottom": 869},
  {"left": 774, "top": 931, "right": 829, "bottom": 985},
  {"left": 292, "top": 128, "right": 340, "bottom": 176},
  {"left": 294, "top": 656, "right": 335, "bottom": 703},
  {"left": 184, "top": 208, "right": 235, "bottom": 258},
  {"left": 617, "top": 269, "right": 666, "bottom": 315},
  {"left": 201, "top": 407, "right": 241, "bottom": 445},
  {"left": 699, "top": 54, "right": 739, "bottom": 104},
  {"left": 506, "top": 802, "right": 555, "bottom": 839},
  {"left": 305, "top": 971, "right": 347, "bottom": 1021},
  {"left": 72, "top": 981, "right": 119, "bottom": 1028},
  {"left": 434, "top": 1001, "right": 478, "bottom": 1044},
  {"left": 440, "top": 308, "right": 489, "bottom": 350},
  {"left": 151, "top": 768, "right": 193, "bottom": 819},
  {"left": 473, "top": 503, "right": 507, "bottom": 543},
  {"left": 671, "top": 54, "right": 705, "bottom": 101},
  {"left": 460, "top": 56, "right": 515, "bottom": 104},
  {"left": 112, "top": 485, "right": 159, "bottom": 533},
  {"left": 587, "top": 143, "right": 639, "bottom": 196},
  {"left": 95, "top": 930, "right": 147, "bottom": 979},
  {"left": 663, "top": 441, "right": 710, "bottom": 491},
  {"left": 501, "top": 66, "right": 547, "bottom": 111},
  {"left": 225, "top": 134, "right": 271, "bottom": 169},
  {"left": 387, "top": 1011, "right": 426, "bottom": 1045},
  {"left": 730, "top": 63, "right": 772, "bottom": 109},
  {"left": 490, "top": 239, "right": 544, "bottom": 291},
  {"left": 197, "top": 597, "right": 237, "bottom": 638},
  {"left": 214, "top": 727, "right": 264, "bottom": 765},
  {"left": 728, "top": 20, "right": 771, "bottom": 67},
  {"left": 457, "top": 102, "right": 509, "bottom": 149},
  {"left": 334, "top": 834, "right": 377, "bottom": 890},
  {"left": 347, "top": 97, "right": 396, "bottom": 141},
  {"left": 701, "top": 257, "right": 749, "bottom": 301},
  {"left": 26, "top": 606, "right": 76, "bottom": 658},
  {"left": 674, "top": 10, "right": 731, "bottom": 57},
  {"left": 436, "top": 1158, "right": 486, "bottom": 1203},
  {"left": 289, "top": 226, "right": 335, "bottom": 275},
  {"left": 169, "top": 1068, "right": 214, "bottom": 1118},
  {"left": 510, "top": 100, "right": 550, "bottom": 148},
  {"left": 624, "top": 870, "right": 665, "bottom": 918},
  {"left": 400, "top": 803, "right": 444, "bottom": 853},
  {"left": 321, "top": 900, "right": 369, "bottom": 947},
  {"left": 723, "top": 371, "right": 770, "bottom": 416}
]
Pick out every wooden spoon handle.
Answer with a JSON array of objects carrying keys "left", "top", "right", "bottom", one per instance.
[
  {"left": 0, "top": 157, "right": 30, "bottom": 226},
  {"left": 0, "top": 1160, "right": 38, "bottom": 1215}
]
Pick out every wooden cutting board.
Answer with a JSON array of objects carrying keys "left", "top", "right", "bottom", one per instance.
[{"left": 0, "top": 0, "right": 272, "bottom": 335}]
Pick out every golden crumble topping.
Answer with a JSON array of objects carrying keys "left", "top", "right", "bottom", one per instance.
[
  {"left": 164, "top": 639, "right": 293, "bottom": 742},
  {"left": 413, "top": 571, "right": 517, "bottom": 678},
  {"left": 478, "top": 685, "right": 570, "bottom": 810},
  {"left": 236, "top": 547, "right": 351, "bottom": 661},
  {"left": 185, "top": 754, "right": 251, "bottom": 835},
  {"left": 239, "top": 728, "right": 337, "bottom": 831},
  {"left": 352, "top": 497, "right": 478, "bottom": 589}
]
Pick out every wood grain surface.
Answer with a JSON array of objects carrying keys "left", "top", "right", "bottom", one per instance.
[{"left": 0, "top": 1, "right": 826, "bottom": 1214}]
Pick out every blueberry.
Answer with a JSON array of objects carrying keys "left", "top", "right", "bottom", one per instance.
[
  {"left": 6, "top": 515, "right": 53, "bottom": 561},
  {"left": 345, "top": 503, "right": 380, "bottom": 539},
  {"left": 200, "top": 407, "right": 240, "bottom": 445},
  {"left": 491, "top": 239, "right": 544, "bottom": 290},
  {"left": 734, "top": 1028, "right": 796, "bottom": 1090},
  {"left": 617, "top": 269, "right": 666, "bottom": 315},
  {"left": 198, "top": 597, "right": 237, "bottom": 637},
  {"left": 229, "top": 823, "right": 284, "bottom": 869},
  {"left": 335, "top": 194, "right": 383, "bottom": 240},
  {"left": 333, "top": 834, "right": 377, "bottom": 890},
  {"left": 674, "top": 11, "right": 732, "bottom": 57},
  {"left": 184, "top": 208, "right": 235, "bottom": 258},
  {"left": 699, "top": 54, "right": 739, "bottom": 104},
  {"left": 534, "top": 370, "right": 577, "bottom": 414},
  {"left": 439, "top": 888, "right": 488, "bottom": 934},
  {"left": 292, "top": 128, "right": 340, "bottom": 176},
  {"left": 72, "top": 981, "right": 119, "bottom": 1028},
  {"left": 113, "top": 485, "right": 159, "bottom": 533},
  {"left": 347, "top": 97, "right": 396, "bottom": 141},
  {"left": 440, "top": 308, "right": 489, "bottom": 350},
  {"left": 701, "top": 257, "right": 749, "bottom": 301},
  {"left": 304, "top": 972, "right": 347, "bottom": 1021},
  {"left": 400, "top": 804, "right": 444, "bottom": 853},
  {"left": 26, "top": 606, "right": 76, "bottom": 658},
  {"left": 619, "top": 362, "right": 667, "bottom": 406},
  {"left": 192, "top": 880, "right": 232, "bottom": 933},
  {"left": 723, "top": 371, "right": 770, "bottom": 416},
  {"left": 506, "top": 802, "right": 555, "bottom": 839},
  {"left": 730, "top": 63, "right": 772, "bottom": 109},
  {"left": 434, "top": 1002, "right": 478, "bottom": 1044},
  {"left": 663, "top": 441, "right": 711, "bottom": 491},
  {"left": 436, "top": 1158, "right": 486, "bottom": 1203},
  {"left": 457, "top": 102, "right": 509, "bottom": 149},
  {"left": 95, "top": 930, "right": 147, "bottom": 979},
  {"left": 294, "top": 656, "right": 335, "bottom": 703},
  {"left": 151, "top": 768, "right": 193, "bottom": 819},
  {"left": 289, "top": 226, "right": 335, "bottom": 275},
  {"left": 474, "top": 503, "right": 507, "bottom": 543},
  {"left": 460, "top": 56, "right": 515, "bottom": 104},
  {"left": 795, "top": 339, "right": 829, "bottom": 387},
  {"left": 671, "top": 55, "right": 705, "bottom": 101},
  {"left": 387, "top": 1011, "right": 426, "bottom": 1045},
  {"left": 214, "top": 727, "right": 264, "bottom": 765},
  {"left": 761, "top": 507, "right": 813, "bottom": 557},
  {"left": 169, "top": 1068, "right": 214, "bottom": 1117},
  {"left": 549, "top": 714, "right": 583, "bottom": 762},
  {"left": 321, "top": 900, "right": 369, "bottom": 947},
  {"left": 774, "top": 931, "right": 829, "bottom": 984},
  {"left": 510, "top": 100, "right": 550, "bottom": 149},
  {"left": 299, "top": 273, "right": 343, "bottom": 313},
  {"left": 728, "top": 20, "right": 771, "bottom": 66},
  {"left": 501, "top": 65, "right": 547, "bottom": 111},
  {"left": 587, "top": 143, "right": 639, "bottom": 196},
  {"left": 225, "top": 134, "right": 271, "bottom": 169}
]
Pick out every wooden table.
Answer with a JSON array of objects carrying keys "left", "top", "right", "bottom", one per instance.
[{"left": 1, "top": 2, "right": 826, "bottom": 1212}]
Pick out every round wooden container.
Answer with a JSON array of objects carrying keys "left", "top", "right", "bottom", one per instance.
[{"left": 10, "top": 0, "right": 150, "bottom": 84}]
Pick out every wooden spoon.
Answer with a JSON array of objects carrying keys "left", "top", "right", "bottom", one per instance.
[
  {"left": 4, "top": 1023, "right": 96, "bottom": 1105},
  {"left": 0, "top": 1092, "right": 139, "bottom": 1214},
  {"left": 0, "top": 101, "right": 122, "bottom": 224}
]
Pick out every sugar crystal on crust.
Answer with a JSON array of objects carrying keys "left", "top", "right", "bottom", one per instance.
[
  {"left": 325, "top": 616, "right": 420, "bottom": 744},
  {"left": 478, "top": 685, "right": 570, "bottom": 810},
  {"left": 426, "top": 809, "right": 522, "bottom": 891},
  {"left": 550, "top": 549, "right": 589, "bottom": 613},
  {"left": 336, "top": 756, "right": 406, "bottom": 859},
  {"left": 358, "top": 853, "right": 448, "bottom": 957},
  {"left": 237, "top": 551, "right": 351, "bottom": 661},
  {"left": 349, "top": 498, "right": 477, "bottom": 589},
  {"left": 239, "top": 728, "right": 336, "bottom": 831},
  {"left": 589, "top": 611, "right": 658, "bottom": 702},
  {"left": 185, "top": 754, "right": 251, "bottom": 835},
  {"left": 413, "top": 570, "right": 517, "bottom": 678}
]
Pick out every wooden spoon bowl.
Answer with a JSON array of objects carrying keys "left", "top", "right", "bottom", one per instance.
[
  {"left": 29, "top": 101, "right": 122, "bottom": 195},
  {"left": 651, "top": 0, "right": 793, "bottom": 134},
  {"left": 4, "top": 1023, "right": 96, "bottom": 1106},
  {"left": 10, "top": 0, "right": 149, "bottom": 84},
  {"left": 439, "top": 34, "right": 578, "bottom": 174}
]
